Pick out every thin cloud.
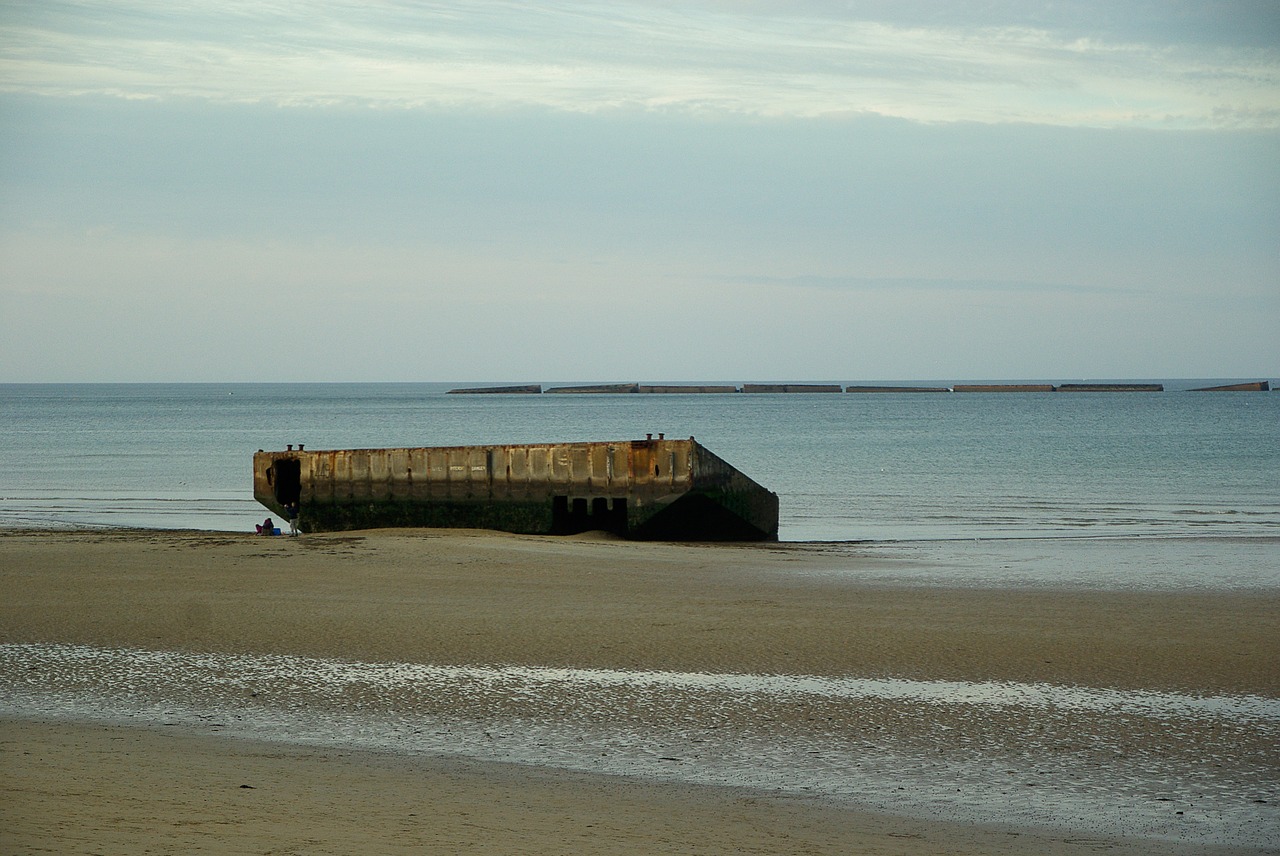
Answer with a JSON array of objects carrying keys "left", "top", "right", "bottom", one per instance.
[
  {"left": 1, "top": 1, "right": 1276, "bottom": 128},
  {"left": 728, "top": 274, "right": 1147, "bottom": 298}
]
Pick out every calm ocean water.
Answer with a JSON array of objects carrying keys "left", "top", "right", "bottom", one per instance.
[
  {"left": 4, "top": 382, "right": 1278, "bottom": 845},
  {"left": 3, "top": 382, "right": 1277, "bottom": 588}
]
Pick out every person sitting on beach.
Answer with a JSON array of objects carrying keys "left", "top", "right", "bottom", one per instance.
[{"left": 255, "top": 517, "right": 275, "bottom": 536}]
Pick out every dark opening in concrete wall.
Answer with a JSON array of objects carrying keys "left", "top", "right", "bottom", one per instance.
[
  {"left": 272, "top": 459, "right": 301, "bottom": 506},
  {"left": 553, "top": 495, "right": 627, "bottom": 535}
]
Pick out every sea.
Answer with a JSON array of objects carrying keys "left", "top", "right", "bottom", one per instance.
[
  {"left": 2, "top": 380, "right": 1277, "bottom": 589},
  {"left": 4, "top": 380, "right": 1280, "bottom": 847}
]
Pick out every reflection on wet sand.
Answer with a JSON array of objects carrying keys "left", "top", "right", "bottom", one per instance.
[{"left": 4, "top": 643, "right": 1276, "bottom": 849}]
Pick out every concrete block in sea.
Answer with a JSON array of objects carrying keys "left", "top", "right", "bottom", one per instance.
[{"left": 253, "top": 437, "right": 778, "bottom": 541}]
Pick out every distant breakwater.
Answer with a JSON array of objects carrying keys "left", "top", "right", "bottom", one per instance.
[{"left": 448, "top": 381, "right": 1272, "bottom": 395}]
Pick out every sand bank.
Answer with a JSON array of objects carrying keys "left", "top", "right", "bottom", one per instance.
[
  {"left": 0, "top": 528, "right": 1274, "bottom": 692},
  {"left": 1, "top": 529, "right": 1277, "bottom": 854}
]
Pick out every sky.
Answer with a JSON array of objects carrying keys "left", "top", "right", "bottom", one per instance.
[{"left": 1, "top": 1, "right": 1277, "bottom": 383}]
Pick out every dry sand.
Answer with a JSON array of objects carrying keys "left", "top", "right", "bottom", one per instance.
[{"left": 2, "top": 528, "right": 1277, "bottom": 854}]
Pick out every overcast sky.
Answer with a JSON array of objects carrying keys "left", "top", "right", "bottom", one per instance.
[{"left": 2, "top": 1, "right": 1277, "bottom": 382}]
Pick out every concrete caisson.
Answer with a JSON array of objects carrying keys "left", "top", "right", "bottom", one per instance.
[{"left": 253, "top": 438, "right": 778, "bottom": 541}]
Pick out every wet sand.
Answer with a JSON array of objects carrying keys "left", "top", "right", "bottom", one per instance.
[
  {"left": 1, "top": 528, "right": 1277, "bottom": 854},
  {"left": 6, "top": 717, "right": 1257, "bottom": 856}
]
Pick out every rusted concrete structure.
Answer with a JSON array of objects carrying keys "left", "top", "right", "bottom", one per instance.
[
  {"left": 545, "top": 383, "right": 641, "bottom": 394},
  {"left": 447, "top": 384, "right": 542, "bottom": 394},
  {"left": 845, "top": 386, "right": 950, "bottom": 393},
  {"left": 253, "top": 438, "right": 778, "bottom": 541},
  {"left": 1190, "top": 381, "right": 1270, "bottom": 392},
  {"left": 1055, "top": 383, "right": 1164, "bottom": 392},
  {"left": 953, "top": 384, "right": 1055, "bottom": 393},
  {"left": 742, "top": 384, "right": 842, "bottom": 393}
]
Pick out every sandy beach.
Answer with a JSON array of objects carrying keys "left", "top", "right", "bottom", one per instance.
[{"left": 2, "top": 528, "right": 1278, "bottom": 854}]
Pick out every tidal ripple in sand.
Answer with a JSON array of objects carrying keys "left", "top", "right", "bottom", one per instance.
[{"left": 2, "top": 643, "right": 1277, "bottom": 849}]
